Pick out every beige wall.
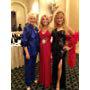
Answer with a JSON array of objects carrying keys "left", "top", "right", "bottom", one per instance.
[
  {"left": 11, "top": 3, "right": 26, "bottom": 28},
  {"left": 67, "top": 0, "right": 79, "bottom": 32},
  {"left": 11, "top": 0, "right": 79, "bottom": 31},
  {"left": 11, "top": 0, "right": 34, "bottom": 28},
  {"left": 38, "top": 0, "right": 66, "bottom": 28}
]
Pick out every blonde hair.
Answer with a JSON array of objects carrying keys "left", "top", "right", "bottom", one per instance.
[
  {"left": 26, "top": 12, "right": 37, "bottom": 24},
  {"left": 40, "top": 15, "right": 49, "bottom": 27},
  {"left": 54, "top": 11, "right": 65, "bottom": 28}
]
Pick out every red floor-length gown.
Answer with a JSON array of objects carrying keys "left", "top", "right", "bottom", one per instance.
[
  {"left": 39, "top": 30, "right": 52, "bottom": 88},
  {"left": 66, "top": 32, "right": 79, "bottom": 68}
]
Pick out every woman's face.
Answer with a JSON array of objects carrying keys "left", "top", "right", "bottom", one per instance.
[
  {"left": 29, "top": 15, "right": 36, "bottom": 25},
  {"left": 56, "top": 13, "right": 64, "bottom": 26},
  {"left": 41, "top": 16, "right": 49, "bottom": 26}
]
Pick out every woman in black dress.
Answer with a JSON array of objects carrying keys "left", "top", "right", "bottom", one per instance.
[{"left": 52, "top": 11, "right": 66, "bottom": 90}]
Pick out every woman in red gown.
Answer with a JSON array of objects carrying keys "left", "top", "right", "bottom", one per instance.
[{"left": 38, "top": 15, "right": 52, "bottom": 88}]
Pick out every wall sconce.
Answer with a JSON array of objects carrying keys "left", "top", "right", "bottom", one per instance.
[{"left": 48, "top": 0, "right": 59, "bottom": 14}]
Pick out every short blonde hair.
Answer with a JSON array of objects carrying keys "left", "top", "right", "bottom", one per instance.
[{"left": 26, "top": 12, "right": 37, "bottom": 23}]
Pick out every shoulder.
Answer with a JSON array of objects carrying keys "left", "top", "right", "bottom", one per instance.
[
  {"left": 23, "top": 24, "right": 32, "bottom": 34},
  {"left": 24, "top": 23, "right": 30, "bottom": 28},
  {"left": 24, "top": 24, "right": 30, "bottom": 30},
  {"left": 66, "top": 26, "right": 74, "bottom": 35}
]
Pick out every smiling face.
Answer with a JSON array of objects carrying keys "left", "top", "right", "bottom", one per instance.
[
  {"left": 41, "top": 15, "right": 49, "bottom": 26},
  {"left": 28, "top": 15, "right": 36, "bottom": 26},
  {"left": 54, "top": 11, "right": 65, "bottom": 27}
]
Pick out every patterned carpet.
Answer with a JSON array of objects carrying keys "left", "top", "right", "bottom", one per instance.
[{"left": 11, "top": 54, "right": 79, "bottom": 90}]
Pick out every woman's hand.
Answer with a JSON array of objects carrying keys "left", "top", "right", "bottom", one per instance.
[
  {"left": 24, "top": 47, "right": 30, "bottom": 60},
  {"left": 26, "top": 52, "right": 30, "bottom": 60},
  {"left": 63, "top": 46, "right": 71, "bottom": 51},
  {"left": 50, "top": 36, "right": 53, "bottom": 43},
  {"left": 51, "top": 53, "right": 53, "bottom": 59}
]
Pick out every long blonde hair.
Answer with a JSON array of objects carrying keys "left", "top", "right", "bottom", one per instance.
[
  {"left": 39, "top": 15, "right": 52, "bottom": 31},
  {"left": 54, "top": 11, "right": 65, "bottom": 28}
]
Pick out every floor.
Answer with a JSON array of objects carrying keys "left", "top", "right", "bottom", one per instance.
[{"left": 11, "top": 54, "right": 79, "bottom": 90}]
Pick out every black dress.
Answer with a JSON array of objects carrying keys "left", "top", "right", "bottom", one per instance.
[{"left": 52, "top": 29, "right": 66, "bottom": 89}]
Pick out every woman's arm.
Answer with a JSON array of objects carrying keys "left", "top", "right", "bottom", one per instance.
[
  {"left": 24, "top": 47, "right": 30, "bottom": 60},
  {"left": 21, "top": 26, "right": 30, "bottom": 60}
]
